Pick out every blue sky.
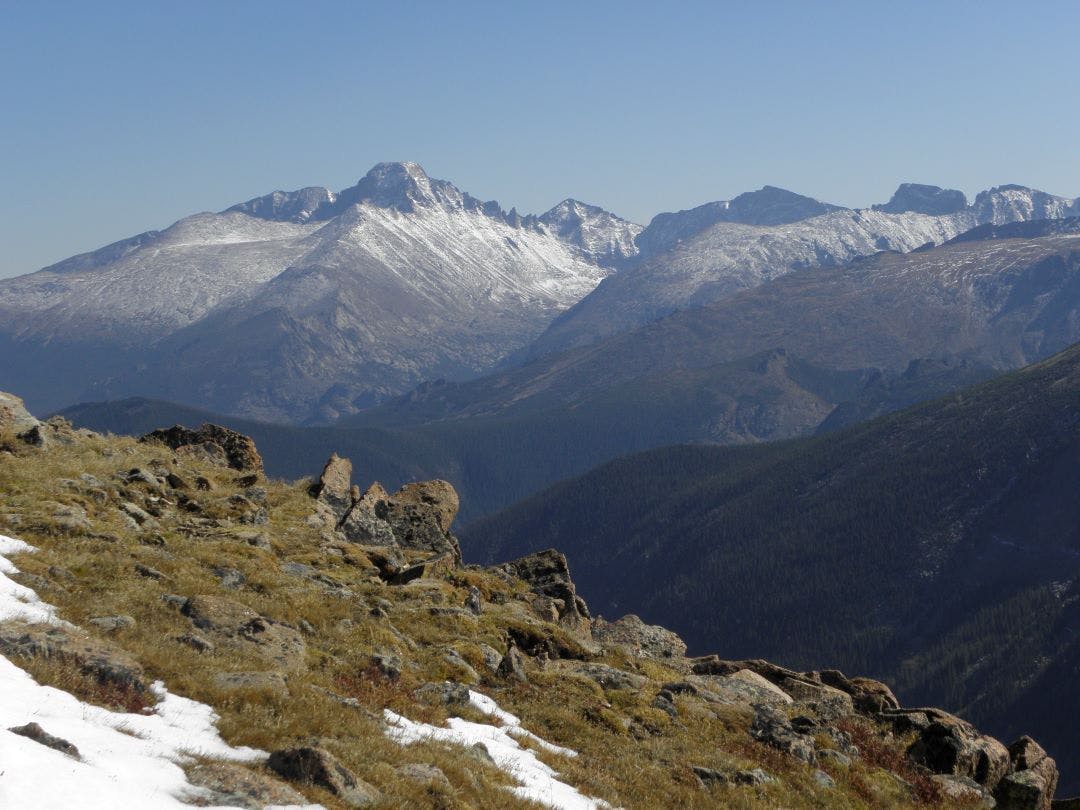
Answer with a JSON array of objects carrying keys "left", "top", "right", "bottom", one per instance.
[{"left": 2, "top": 0, "right": 1078, "bottom": 277}]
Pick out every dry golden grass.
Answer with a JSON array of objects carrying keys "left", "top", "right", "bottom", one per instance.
[{"left": 0, "top": 431, "right": 973, "bottom": 809}]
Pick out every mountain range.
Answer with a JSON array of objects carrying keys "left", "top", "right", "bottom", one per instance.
[
  {"left": 0, "top": 162, "right": 638, "bottom": 422},
  {"left": 3, "top": 166, "right": 1079, "bottom": 425}
]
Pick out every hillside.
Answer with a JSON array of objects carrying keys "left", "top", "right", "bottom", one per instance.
[
  {"left": 0, "top": 392, "right": 1068, "bottom": 808},
  {"left": 463, "top": 344, "right": 1080, "bottom": 793}
]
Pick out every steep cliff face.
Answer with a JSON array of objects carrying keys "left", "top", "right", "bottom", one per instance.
[{"left": 0, "top": 393, "right": 1071, "bottom": 808}]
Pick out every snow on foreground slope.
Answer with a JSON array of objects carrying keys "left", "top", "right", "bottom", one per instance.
[
  {"left": 0, "top": 534, "right": 320, "bottom": 810},
  {"left": 386, "top": 690, "right": 614, "bottom": 810}
]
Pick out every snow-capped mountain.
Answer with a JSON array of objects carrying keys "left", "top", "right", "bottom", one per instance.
[
  {"left": 0, "top": 162, "right": 639, "bottom": 421},
  {"left": 525, "top": 183, "right": 1080, "bottom": 359}
]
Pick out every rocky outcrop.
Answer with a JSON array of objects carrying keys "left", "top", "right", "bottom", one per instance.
[
  {"left": 141, "top": 424, "right": 264, "bottom": 474},
  {"left": 692, "top": 656, "right": 896, "bottom": 717},
  {"left": 307, "top": 453, "right": 462, "bottom": 563},
  {"left": 0, "top": 391, "right": 41, "bottom": 435},
  {"left": 493, "top": 549, "right": 591, "bottom": 628},
  {"left": 0, "top": 621, "right": 146, "bottom": 693},
  {"left": 181, "top": 595, "right": 306, "bottom": 672},
  {"left": 309, "top": 454, "right": 354, "bottom": 520},
  {"left": 591, "top": 614, "right": 686, "bottom": 661},
  {"left": 995, "top": 737, "right": 1059, "bottom": 810}
]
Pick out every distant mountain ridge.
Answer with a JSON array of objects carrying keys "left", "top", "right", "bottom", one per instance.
[
  {"left": 525, "top": 182, "right": 1080, "bottom": 359},
  {"left": 0, "top": 162, "right": 640, "bottom": 421}
]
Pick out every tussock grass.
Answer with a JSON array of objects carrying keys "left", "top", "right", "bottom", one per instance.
[{"left": 0, "top": 431, "right": 971, "bottom": 808}]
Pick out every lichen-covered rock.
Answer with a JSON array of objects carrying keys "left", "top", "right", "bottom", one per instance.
[
  {"left": 391, "top": 480, "right": 459, "bottom": 533},
  {"left": 185, "top": 762, "right": 310, "bottom": 809},
  {"left": 591, "top": 614, "right": 686, "bottom": 660},
  {"left": 181, "top": 595, "right": 306, "bottom": 671},
  {"left": 141, "top": 424, "right": 263, "bottom": 473},
  {"left": 995, "top": 736, "right": 1059, "bottom": 810},
  {"left": 495, "top": 549, "right": 590, "bottom": 627},
  {"left": 0, "top": 621, "right": 146, "bottom": 693},
  {"left": 0, "top": 391, "right": 41, "bottom": 435},
  {"left": 749, "top": 704, "right": 817, "bottom": 765}
]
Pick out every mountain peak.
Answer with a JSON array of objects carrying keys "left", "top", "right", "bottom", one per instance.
[
  {"left": 720, "top": 186, "right": 842, "bottom": 226},
  {"left": 873, "top": 183, "right": 968, "bottom": 216}
]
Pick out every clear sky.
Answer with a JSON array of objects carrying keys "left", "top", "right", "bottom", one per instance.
[{"left": 2, "top": 0, "right": 1079, "bottom": 278}]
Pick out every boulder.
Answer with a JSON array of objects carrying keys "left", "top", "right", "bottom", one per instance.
[
  {"left": 181, "top": 595, "right": 306, "bottom": 671},
  {"left": 495, "top": 549, "right": 591, "bottom": 627},
  {"left": 0, "top": 621, "right": 146, "bottom": 693},
  {"left": 186, "top": 762, "right": 310, "bottom": 809},
  {"left": 267, "top": 746, "right": 380, "bottom": 807},
  {"left": 995, "top": 736, "right": 1058, "bottom": 810},
  {"left": 382, "top": 483, "right": 462, "bottom": 561},
  {"left": 817, "top": 670, "right": 900, "bottom": 713},
  {"left": 906, "top": 712, "right": 1010, "bottom": 791},
  {"left": 749, "top": 704, "right": 817, "bottom": 765},
  {"left": 0, "top": 391, "right": 41, "bottom": 435},
  {"left": 391, "top": 480, "right": 459, "bottom": 533},
  {"left": 338, "top": 487, "right": 397, "bottom": 547},
  {"left": 569, "top": 662, "right": 647, "bottom": 691},
  {"left": 309, "top": 454, "right": 353, "bottom": 521},
  {"left": 8, "top": 722, "right": 81, "bottom": 759},
  {"left": 213, "top": 671, "right": 288, "bottom": 696},
  {"left": 141, "top": 424, "right": 263, "bottom": 473},
  {"left": 497, "top": 644, "right": 528, "bottom": 684},
  {"left": 591, "top": 614, "right": 686, "bottom": 660}
]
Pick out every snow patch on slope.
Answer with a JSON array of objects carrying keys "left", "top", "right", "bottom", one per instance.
[
  {"left": 0, "top": 534, "right": 320, "bottom": 810},
  {"left": 385, "top": 688, "right": 614, "bottom": 810}
]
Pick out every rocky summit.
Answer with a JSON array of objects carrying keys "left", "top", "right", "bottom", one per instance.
[{"left": 0, "top": 393, "right": 1072, "bottom": 809}]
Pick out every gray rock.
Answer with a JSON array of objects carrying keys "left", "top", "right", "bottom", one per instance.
[
  {"left": 0, "top": 621, "right": 146, "bottom": 693},
  {"left": 465, "top": 585, "right": 482, "bottom": 615},
  {"left": 932, "top": 775, "right": 997, "bottom": 807},
  {"left": 134, "top": 563, "right": 165, "bottom": 580},
  {"left": 309, "top": 454, "right": 354, "bottom": 520},
  {"left": 415, "top": 680, "right": 471, "bottom": 707},
  {"left": 497, "top": 644, "right": 528, "bottom": 684},
  {"left": 212, "top": 567, "right": 245, "bottom": 590},
  {"left": 176, "top": 633, "right": 215, "bottom": 653},
  {"left": 818, "top": 748, "right": 852, "bottom": 768},
  {"left": 141, "top": 424, "right": 263, "bottom": 473},
  {"left": 0, "top": 391, "right": 41, "bottom": 434},
  {"left": 906, "top": 712, "right": 1010, "bottom": 791},
  {"left": 571, "top": 663, "right": 647, "bottom": 691},
  {"left": 494, "top": 549, "right": 590, "bottom": 627},
  {"left": 185, "top": 762, "right": 309, "bottom": 809},
  {"left": 121, "top": 502, "right": 154, "bottom": 526},
  {"left": 813, "top": 769, "right": 835, "bottom": 789},
  {"left": 591, "top": 614, "right": 686, "bottom": 660},
  {"left": 213, "top": 671, "right": 288, "bottom": 696},
  {"left": 88, "top": 615, "right": 135, "bottom": 632},
  {"left": 370, "top": 652, "right": 403, "bottom": 681},
  {"left": 396, "top": 763, "right": 451, "bottom": 789},
  {"left": 749, "top": 704, "right": 817, "bottom": 765},
  {"left": 8, "top": 722, "right": 80, "bottom": 759},
  {"left": 267, "top": 746, "right": 380, "bottom": 807}
]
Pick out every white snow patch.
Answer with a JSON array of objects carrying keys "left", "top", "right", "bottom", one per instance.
[
  {"left": 0, "top": 534, "right": 322, "bottom": 810},
  {"left": 384, "top": 688, "right": 615, "bottom": 810}
]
